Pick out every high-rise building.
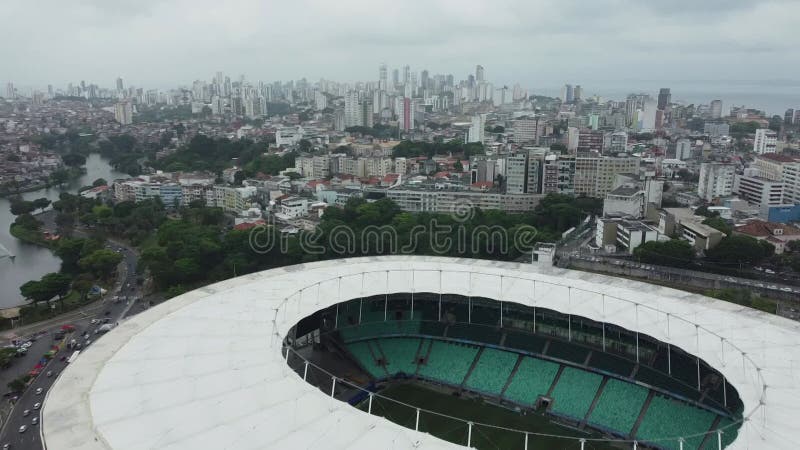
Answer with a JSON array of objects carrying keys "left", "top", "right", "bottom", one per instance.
[
  {"left": 402, "top": 65, "right": 411, "bottom": 85},
  {"left": 511, "top": 117, "right": 544, "bottom": 144},
  {"left": 378, "top": 63, "right": 387, "bottom": 90},
  {"left": 675, "top": 139, "right": 692, "bottom": 160},
  {"left": 604, "top": 131, "right": 628, "bottom": 154},
  {"left": 753, "top": 128, "right": 778, "bottom": 154},
  {"left": 114, "top": 101, "right": 133, "bottom": 125},
  {"left": 785, "top": 109, "right": 795, "bottom": 125},
  {"left": 698, "top": 163, "right": 735, "bottom": 201},
  {"left": 5, "top": 82, "right": 14, "bottom": 99},
  {"left": 398, "top": 97, "right": 413, "bottom": 131},
  {"left": 116, "top": 77, "right": 124, "bottom": 92},
  {"left": 475, "top": 65, "right": 485, "bottom": 83},
  {"left": 505, "top": 148, "right": 546, "bottom": 194},
  {"left": 573, "top": 85, "right": 582, "bottom": 102},
  {"left": 468, "top": 114, "right": 486, "bottom": 143},
  {"left": 361, "top": 100, "right": 374, "bottom": 128},
  {"left": 561, "top": 84, "right": 574, "bottom": 103},
  {"left": 344, "top": 91, "right": 362, "bottom": 128},
  {"left": 657, "top": 88, "right": 671, "bottom": 110},
  {"left": 710, "top": 100, "right": 723, "bottom": 119},
  {"left": 314, "top": 90, "right": 327, "bottom": 111}
]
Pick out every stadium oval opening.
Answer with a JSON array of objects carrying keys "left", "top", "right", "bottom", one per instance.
[{"left": 283, "top": 293, "right": 743, "bottom": 450}]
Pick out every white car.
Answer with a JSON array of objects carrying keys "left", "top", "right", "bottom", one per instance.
[
  {"left": 35, "top": 388, "right": 43, "bottom": 395},
  {"left": 33, "top": 403, "right": 40, "bottom": 410},
  {"left": 22, "top": 409, "right": 30, "bottom": 417},
  {"left": 18, "top": 425, "right": 26, "bottom": 433},
  {"left": 90, "top": 319, "right": 100, "bottom": 325},
  {"left": 46, "top": 371, "right": 53, "bottom": 377},
  {"left": 31, "top": 417, "right": 38, "bottom": 425}
]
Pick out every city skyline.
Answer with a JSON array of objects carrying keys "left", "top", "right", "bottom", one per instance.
[{"left": 2, "top": 0, "right": 799, "bottom": 90}]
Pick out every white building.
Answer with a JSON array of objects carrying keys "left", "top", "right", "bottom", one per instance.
[
  {"left": 114, "top": 101, "right": 133, "bottom": 125},
  {"left": 467, "top": 114, "right": 486, "bottom": 143},
  {"left": 753, "top": 129, "right": 777, "bottom": 154},
  {"left": 734, "top": 173, "right": 785, "bottom": 208},
  {"left": 344, "top": 91, "right": 361, "bottom": 128},
  {"left": 675, "top": 139, "right": 692, "bottom": 160},
  {"left": 697, "top": 163, "right": 735, "bottom": 202}
]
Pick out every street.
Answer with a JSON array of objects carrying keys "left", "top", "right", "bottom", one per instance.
[{"left": 0, "top": 239, "right": 152, "bottom": 450}]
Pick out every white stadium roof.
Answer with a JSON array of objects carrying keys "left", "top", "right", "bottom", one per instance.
[{"left": 43, "top": 256, "right": 800, "bottom": 449}]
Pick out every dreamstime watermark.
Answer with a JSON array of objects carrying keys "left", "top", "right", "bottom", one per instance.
[{"left": 248, "top": 200, "right": 539, "bottom": 257}]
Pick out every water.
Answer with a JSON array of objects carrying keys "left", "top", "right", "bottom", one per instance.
[
  {"left": 0, "top": 154, "right": 125, "bottom": 308},
  {"left": 537, "top": 80, "right": 800, "bottom": 116}
]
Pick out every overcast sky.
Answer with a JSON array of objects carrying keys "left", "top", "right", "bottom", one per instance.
[{"left": 2, "top": 0, "right": 799, "bottom": 93}]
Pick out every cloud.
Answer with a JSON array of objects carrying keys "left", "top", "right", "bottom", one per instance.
[{"left": 0, "top": 0, "right": 797, "bottom": 91}]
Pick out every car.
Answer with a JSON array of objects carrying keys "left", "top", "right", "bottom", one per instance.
[
  {"left": 22, "top": 410, "right": 30, "bottom": 417},
  {"left": 3, "top": 442, "right": 10, "bottom": 449},
  {"left": 765, "top": 269, "right": 776, "bottom": 274},
  {"left": 90, "top": 319, "right": 100, "bottom": 325},
  {"left": 18, "top": 426, "right": 25, "bottom": 434},
  {"left": 46, "top": 371, "right": 53, "bottom": 377},
  {"left": 31, "top": 417, "right": 38, "bottom": 425},
  {"left": 781, "top": 287, "right": 792, "bottom": 292},
  {"left": 33, "top": 403, "right": 40, "bottom": 410},
  {"left": 35, "top": 388, "right": 42, "bottom": 395}
]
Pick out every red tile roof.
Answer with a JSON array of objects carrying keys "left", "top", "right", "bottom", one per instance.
[{"left": 735, "top": 220, "right": 800, "bottom": 238}]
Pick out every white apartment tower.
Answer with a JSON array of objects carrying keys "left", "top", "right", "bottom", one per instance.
[
  {"left": 468, "top": 114, "right": 486, "bottom": 143},
  {"left": 698, "top": 163, "right": 735, "bottom": 202},
  {"left": 753, "top": 129, "right": 777, "bottom": 154},
  {"left": 344, "top": 91, "right": 362, "bottom": 128}
]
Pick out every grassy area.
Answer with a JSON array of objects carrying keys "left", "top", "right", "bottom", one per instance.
[
  {"left": 14, "top": 290, "right": 93, "bottom": 326},
  {"left": 356, "top": 383, "right": 624, "bottom": 450}
]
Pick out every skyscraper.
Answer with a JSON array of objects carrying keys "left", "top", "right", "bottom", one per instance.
[
  {"left": 116, "top": 77, "right": 124, "bottom": 92},
  {"left": 710, "top": 100, "right": 723, "bottom": 119},
  {"left": 573, "top": 85, "right": 582, "bottom": 102},
  {"left": 399, "top": 97, "right": 413, "bottom": 131},
  {"left": 475, "top": 65, "right": 485, "bottom": 83},
  {"left": 114, "top": 101, "right": 133, "bottom": 125},
  {"left": 468, "top": 114, "right": 486, "bottom": 143},
  {"left": 561, "top": 84, "right": 574, "bottom": 103},
  {"left": 402, "top": 65, "right": 411, "bottom": 85},
  {"left": 378, "top": 64, "right": 387, "bottom": 90},
  {"left": 657, "top": 88, "right": 671, "bottom": 110},
  {"left": 344, "top": 91, "right": 361, "bottom": 128}
]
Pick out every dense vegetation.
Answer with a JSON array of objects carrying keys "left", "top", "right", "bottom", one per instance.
[
  {"left": 139, "top": 194, "right": 595, "bottom": 296},
  {"left": 392, "top": 140, "right": 485, "bottom": 159}
]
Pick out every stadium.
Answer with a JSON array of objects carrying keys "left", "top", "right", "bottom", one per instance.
[{"left": 42, "top": 256, "right": 800, "bottom": 449}]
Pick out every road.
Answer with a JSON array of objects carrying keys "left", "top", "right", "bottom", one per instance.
[{"left": 0, "top": 239, "right": 151, "bottom": 450}]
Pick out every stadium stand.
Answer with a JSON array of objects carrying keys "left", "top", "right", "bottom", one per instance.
[
  {"left": 588, "top": 351, "right": 635, "bottom": 378},
  {"left": 587, "top": 378, "right": 648, "bottom": 435},
  {"left": 347, "top": 341, "right": 386, "bottom": 378},
  {"left": 547, "top": 339, "right": 590, "bottom": 365},
  {"left": 447, "top": 323, "right": 501, "bottom": 345},
  {"left": 502, "top": 357, "right": 560, "bottom": 406},
  {"left": 636, "top": 394, "right": 717, "bottom": 450},
  {"left": 635, "top": 365, "right": 700, "bottom": 402},
  {"left": 503, "top": 330, "right": 548, "bottom": 355},
  {"left": 464, "top": 348, "right": 517, "bottom": 395},
  {"left": 550, "top": 367, "right": 603, "bottom": 420},
  {"left": 381, "top": 338, "right": 422, "bottom": 375},
  {"left": 417, "top": 340, "right": 479, "bottom": 385}
]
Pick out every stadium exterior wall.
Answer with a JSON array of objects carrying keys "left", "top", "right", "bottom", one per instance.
[{"left": 42, "top": 256, "right": 800, "bottom": 450}]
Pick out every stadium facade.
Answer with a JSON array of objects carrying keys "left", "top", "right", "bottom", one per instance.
[{"left": 42, "top": 256, "right": 800, "bottom": 449}]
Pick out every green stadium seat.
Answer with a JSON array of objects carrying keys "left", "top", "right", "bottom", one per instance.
[
  {"left": 550, "top": 367, "right": 603, "bottom": 420},
  {"left": 417, "top": 340, "right": 479, "bottom": 386},
  {"left": 382, "top": 338, "right": 422, "bottom": 376},
  {"left": 347, "top": 341, "right": 385, "bottom": 379},
  {"left": 635, "top": 394, "right": 717, "bottom": 450},
  {"left": 587, "top": 378, "right": 648, "bottom": 435},
  {"left": 464, "top": 348, "right": 517, "bottom": 395},
  {"left": 503, "top": 357, "right": 560, "bottom": 406}
]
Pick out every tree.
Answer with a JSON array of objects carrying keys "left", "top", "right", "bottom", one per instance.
[
  {"left": 707, "top": 235, "right": 774, "bottom": 265},
  {"left": 50, "top": 169, "right": 70, "bottom": 187},
  {"left": 9, "top": 199, "right": 35, "bottom": 215},
  {"left": 79, "top": 249, "right": 123, "bottom": 278},
  {"left": 20, "top": 280, "right": 53, "bottom": 307},
  {"left": 40, "top": 273, "right": 72, "bottom": 307},
  {"left": 454, "top": 160, "right": 464, "bottom": 172},
  {"left": 62, "top": 153, "right": 86, "bottom": 167},
  {"left": 32, "top": 197, "right": 51, "bottom": 213},
  {"left": 702, "top": 216, "right": 732, "bottom": 235},
  {"left": 634, "top": 240, "right": 695, "bottom": 267},
  {"left": 92, "top": 178, "right": 107, "bottom": 187},
  {"left": 6, "top": 153, "right": 20, "bottom": 162}
]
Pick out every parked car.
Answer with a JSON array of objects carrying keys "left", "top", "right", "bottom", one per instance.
[
  {"left": 22, "top": 410, "right": 30, "bottom": 417},
  {"left": 33, "top": 403, "right": 40, "bottom": 410},
  {"left": 18, "top": 426, "right": 26, "bottom": 433},
  {"left": 35, "top": 388, "right": 42, "bottom": 395},
  {"left": 31, "top": 417, "right": 38, "bottom": 425}
]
